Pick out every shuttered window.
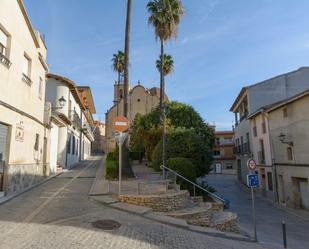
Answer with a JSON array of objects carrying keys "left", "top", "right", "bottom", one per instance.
[
  {"left": 0, "top": 29, "right": 7, "bottom": 55},
  {"left": 0, "top": 123, "right": 9, "bottom": 162}
]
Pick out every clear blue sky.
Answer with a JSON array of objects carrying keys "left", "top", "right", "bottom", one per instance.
[{"left": 24, "top": 0, "right": 309, "bottom": 130}]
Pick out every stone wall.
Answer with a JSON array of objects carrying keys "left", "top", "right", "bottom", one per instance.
[
  {"left": 5, "top": 163, "right": 47, "bottom": 195},
  {"left": 119, "top": 190, "right": 189, "bottom": 212},
  {"left": 211, "top": 211, "right": 239, "bottom": 233}
]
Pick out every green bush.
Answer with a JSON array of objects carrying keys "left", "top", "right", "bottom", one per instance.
[
  {"left": 152, "top": 127, "right": 212, "bottom": 176},
  {"left": 167, "top": 157, "right": 196, "bottom": 191},
  {"left": 105, "top": 158, "right": 118, "bottom": 180}
]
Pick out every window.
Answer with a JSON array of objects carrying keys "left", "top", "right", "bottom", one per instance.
[
  {"left": 283, "top": 107, "right": 288, "bottom": 118},
  {"left": 287, "top": 147, "right": 293, "bottom": 160},
  {"left": 246, "top": 133, "right": 250, "bottom": 153},
  {"left": 0, "top": 28, "right": 7, "bottom": 55},
  {"left": 215, "top": 138, "right": 220, "bottom": 145},
  {"left": 67, "top": 135, "right": 71, "bottom": 154},
  {"left": 72, "top": 136, "right": 75, "bottom": 155},
  {"left": 76, "top": 139, "right": 79, "bottom": 155},
  {"left": 34, "top": 134, "right": 39, "bottom": 151},
  {"left": 253, "top": 126, "right": 257, "bottom": 137},
  {"left": 213, "top": 150, "right": 220, "bottom": 156},
  {"left": 267, "top": 172, "right": 273, "bottom": 191},
  {"left": 22, "top": 53, "right": 31, "bottom": 77},
  {"left": 226, "top": 163, "right": 233, "bottom": 169},
  {"left": 38, "top": 77, "right": 43, "bottom": 99}
]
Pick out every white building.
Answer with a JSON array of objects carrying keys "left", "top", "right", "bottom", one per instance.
[
  {"left": 0, "top": 0, "right": 50, "bottom": 197},
  {"left": 45, "top": 74, "right": 95, "bottom": 170}
]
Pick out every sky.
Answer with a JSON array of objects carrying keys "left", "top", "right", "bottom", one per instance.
[{"left": 23, "top": 0, "right": 309, "bottom": 130}]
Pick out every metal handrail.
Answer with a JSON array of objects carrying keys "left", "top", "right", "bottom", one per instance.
[{"left": 160, "top": 165, "right": 225, "bottom": 204}]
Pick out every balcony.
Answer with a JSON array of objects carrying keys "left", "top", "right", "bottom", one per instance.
[
  {"left": 235, "top": 143, "right": 250, "bottom": 155},
  {"left": 22, "top": 73, "right": 32, "bottom": 86},
  {"left": 82, "top": 123, "right": 94, "bottom": 141},
  {"left": 0, "top": 53, "right": 11, "bottom": 68}
]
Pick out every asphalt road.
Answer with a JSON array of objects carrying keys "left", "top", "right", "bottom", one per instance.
[{"left": 206, "top": 174, "right": 309, "bottom": 249}]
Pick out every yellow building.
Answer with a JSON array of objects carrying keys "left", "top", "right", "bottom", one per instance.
[{"left": 105, "top": 81, "right": 167, "bottom": 153}]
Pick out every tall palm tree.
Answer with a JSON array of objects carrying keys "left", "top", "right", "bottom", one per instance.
[
  {"left": 112, "top": 50, "right": 125, "bottom": 115},
  {"left": 156, "top": 53, "right": 174, "bottom": 77},
  {"left": 122, "top": 0, "right": 132, "bottom": 176},
  {"left": 147, "top": 0, "right": 183, "bottom": 171},
  {"left": 147, "top": 0, "right": 183, "bottom": 109}
]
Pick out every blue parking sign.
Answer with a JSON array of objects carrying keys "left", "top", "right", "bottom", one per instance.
[{"left": 247, "top": 174, "right": 259, "bottom": 187}]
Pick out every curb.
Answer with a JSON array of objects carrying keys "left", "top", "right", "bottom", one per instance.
[
  {"left": 90, "top": 194, "right": 254, "bottom": 243},
  {"left": 0, "top": 170, "right": 63, "bottom": 205}
]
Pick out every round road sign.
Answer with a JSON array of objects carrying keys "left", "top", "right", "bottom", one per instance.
[
  {"left": 247, "top": 158, "right": 257, "bottom": 171},
  {"left": 113, "top": 116, "right": 129, "bottom": 133}
]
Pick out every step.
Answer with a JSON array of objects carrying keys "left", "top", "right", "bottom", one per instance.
[
  {"left": 163, "top": 205, "right": 213, "bottom": 227},
  {"left": 211, "top": 211, "right": 239, "bottom": 233}
]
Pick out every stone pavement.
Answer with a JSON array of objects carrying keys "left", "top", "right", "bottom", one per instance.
[
  {"left": 0, "top": 156, "right": 273, "bottom": 249},
  {"left": 206, "top": 174, "right": 309, "bottom": 249}
]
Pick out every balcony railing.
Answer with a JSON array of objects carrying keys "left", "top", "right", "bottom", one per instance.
[
  {"left": 235, "top": 143, "right": 250, "bottom": 155},
  {"left": 22, "top": 73, "right": 32, "bottom": 86},
  {"left": 0, "top": 53, "right": 11, "bottom": 68}
]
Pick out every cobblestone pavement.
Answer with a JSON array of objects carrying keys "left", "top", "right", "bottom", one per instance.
[{"left": 0, "top": 157, "right": 270, "bottom": 249}]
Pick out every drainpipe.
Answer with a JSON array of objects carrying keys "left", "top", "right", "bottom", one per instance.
[{"left": 264, "top": 111, "right": 279, "bottom": 203}]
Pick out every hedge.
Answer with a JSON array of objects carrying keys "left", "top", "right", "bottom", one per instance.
[
  {"left": 152, "top": 127, "right": 212, "bottom": 176},
  {"left": 167, "top": 157, "right": 196, "bottom": 191}
]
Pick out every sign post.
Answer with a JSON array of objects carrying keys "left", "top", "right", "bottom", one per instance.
[
  {"left": 247, "top": 158, "right": 258, "bottom": 241},
  {"left": 113, "top": 116, "right": 129, "bottom": 195}
]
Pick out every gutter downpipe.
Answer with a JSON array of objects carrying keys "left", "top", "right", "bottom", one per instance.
[{"left": 264, "top": 110, "right": 279, "bottom": 203}]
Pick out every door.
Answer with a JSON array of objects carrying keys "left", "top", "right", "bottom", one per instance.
[
  {"left": 215, "top": 163, "right": 222, "bottom": 174},
  {"left": 0, "top": 123, "right": 9, "bottom": 192},
  {"left": 300, "top": 180, "right": 309, "bottom": 210},
  {"left": 237, "top": 159, "right": 242, "bottom": 181},
  {"left": 49, "top": 123, "right": 59, "bottom": 174}
]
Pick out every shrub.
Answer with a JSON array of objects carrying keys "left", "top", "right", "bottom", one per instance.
[
  {"left": 152, "top": 127, "right": 212, "bottom": 176},
  {"left": 105, "top": 158, "right": 118, "bottom": 180},
  {"left": 167, "top": 157, "right": 196, "bottom": 191}
]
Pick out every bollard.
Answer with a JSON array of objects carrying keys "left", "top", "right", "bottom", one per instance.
[{"left": 282, "top": 221, "right": 287, "bottom": 248}]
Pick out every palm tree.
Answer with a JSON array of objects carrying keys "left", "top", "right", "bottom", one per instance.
[
  {"left": 112, "top": 50, "right": 125, "bottom": 115},
  {"left": 147, "top": 0, "right": 183, "bottom": 171},
  {"left": 122, "top": 0, "right": 132, "bottom": 176},
  {"left": 156, "top": 53, "right": 174, "bottom": 77},
  {"left": 147, "top": 0, "right": 183, "bottom": 109}
]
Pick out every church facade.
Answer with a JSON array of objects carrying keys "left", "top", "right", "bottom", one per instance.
[{"left": 105, "top": 81, "right": 166, "bottom": 153}]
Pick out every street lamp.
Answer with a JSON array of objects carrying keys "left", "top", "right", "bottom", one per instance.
[
  {"left": 52, "top": 96, "right": 66, "bottom": 110},
  {"left": 278, "top": 132, "right": 293, "bottom": 146}
]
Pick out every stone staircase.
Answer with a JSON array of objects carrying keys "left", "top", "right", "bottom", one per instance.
[{"left": 119, "top": 185, "right": 239, "bottom": 233}]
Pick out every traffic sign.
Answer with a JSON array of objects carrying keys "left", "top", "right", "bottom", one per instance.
[
  {"left": 247, "top": 158, "right": 257, "bottom": 171},
  {"left": 113, "top": 116, "right": 129, "bottom": 132},
  {"left": 247, "top": 174, "right": 259, "bottom": 187}
]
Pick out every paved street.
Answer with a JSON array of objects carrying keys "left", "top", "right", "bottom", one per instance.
[
  {"left": 206, "top": 174, "right": 309, "bottom": 249},
  {"left": 0, "top": 157, "right": 269, "bottom": 249}
]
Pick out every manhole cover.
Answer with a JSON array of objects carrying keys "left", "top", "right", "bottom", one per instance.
[{"left": 91, "top": 220, "right": 121, "bottom": 230}]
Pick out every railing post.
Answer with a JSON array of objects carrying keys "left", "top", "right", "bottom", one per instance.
[
  {"left": 193, "top": 185, "right": 196, "bottom": 196},
  {"left": 137, "top": 182, "right": 140, "bottom": 195},
  {"left": 174, "top": 174, "right": 177, "bottom": 190}
]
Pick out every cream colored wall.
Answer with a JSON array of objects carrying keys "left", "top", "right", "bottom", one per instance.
[
  {"left": 269, "top": 95, "right": 309, "bottom": 209},
  {"left": 269, "top": 95, "right": 309, "bottom": 164},
  {"left": 0, "top": 0, "right": 48, "bottom": 166},
  {"left": 250, "top": 114, "right": 272, "bottom": 166},
  {"left": 0, "top": 0, "right": 47, "bottom": 122}
]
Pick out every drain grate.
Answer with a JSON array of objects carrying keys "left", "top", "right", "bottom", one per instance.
[{"left": 91, "top": 220, "right": 121, "bottom": 230}]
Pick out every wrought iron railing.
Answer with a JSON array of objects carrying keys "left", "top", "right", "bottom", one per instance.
[
  {"left": 0, "top": 53, "right": 11, "bottom": 68},
  {"left": 160, "top": 165, "right": 226, "bottom": 204},
  {"left": 22, "top": 73, "right": 32, "bottom": 86}
]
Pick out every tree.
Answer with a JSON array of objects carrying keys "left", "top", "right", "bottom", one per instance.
[
  {"left": 156, "top": 53, "right": 174, "bottom": 76},
  {"left": 147, "top": 0, "right": 183, "bottom": 109},
  {"left": 122, "top": 0, "right": 132, "bottom": 176},
  {"left": 112, "top": 50, "right": 125, "bottom": 115}
]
